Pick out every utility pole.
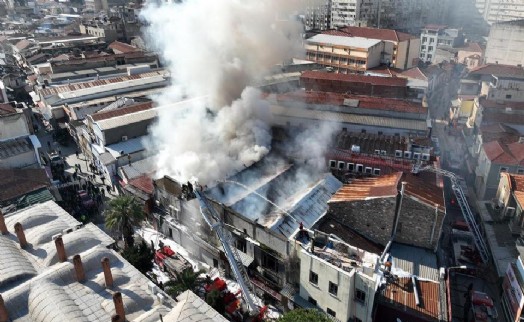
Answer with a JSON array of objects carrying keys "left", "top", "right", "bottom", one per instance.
[{"left": 377, "top": 0, "right": 381, "bottom": 29}]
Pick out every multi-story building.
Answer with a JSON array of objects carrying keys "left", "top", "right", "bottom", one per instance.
[
  {"left": 485, "top": 20, "right": 524, "bottom": 66},
  {"left": 268, "top": 90, "right": 430, "bottom": 137},
  {"left": 476, "top": 0, "right": 524, "bottom": 25},
  {"left": 305, "top": 33, "right": 383, "bottom": 72},
  {"left": 305, "top": 0, "right": 331, "bottom": 31},
  {"left": 330, "top": 0, "right": 377, "bottom": 28},
  {"left": 323, "top": 26, "right": 420, "bottom": 70},
  {"left": 374, "top": 0, "right": 448, "bottom": 33},
  {"left": 419, "top": 25, "right": 464, "bottom": 63},
  {"left": 296, "top": 232, "right": 379, "bottom": 322}
]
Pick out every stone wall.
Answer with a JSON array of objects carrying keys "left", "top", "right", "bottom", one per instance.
[
  {"left": 327, "top": 197, "right": 397, "bottom": 246},
  {"left": 395, "top": 196, "right": 445, "bottom": 250}
]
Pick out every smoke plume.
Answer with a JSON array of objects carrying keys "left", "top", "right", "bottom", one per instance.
[{"left": 141, "top": 0, "right": 302, "bottom": 184}]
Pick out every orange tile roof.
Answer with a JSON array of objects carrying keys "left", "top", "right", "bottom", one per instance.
[
  {"left": 90, "top": 101, "right": 154, "bottom": 122},
  {"left": 479, "top": 97, "right": 524, "bottom": 110},
  {"left": 275, "top": 91, "right": 426, "bottom": 114},
  {"left": 329, "top": 172, "right": 401, "bottom": 203},
  {"left": 301, "top": 70, "right": 408, "bottom": 87},
  {"left": 399, "top": 67, "right": 428, "bottom": 81},
  {"left": 469, "top": 64, "right": 524, "bottom": 78},
  {"left": 403, "top": 171, "right": 445, "bottom": 211},
  {"left": 380, "top": 278, "right": 440, "bottom": 320},
  {"left": 128, "top": 174, "right": 153, "bottom": 195},
  {"left": 324, "top": 26, "right": 416, "bottom": 42},
  {"left": 108, "top": 41, "right": 138, "bottom": 54},
  {"left": 483, "top": 140, "right": 524, "bottom": 165},
  {"left": 459, "top": 42, "right": 483, "bottom": 53}
]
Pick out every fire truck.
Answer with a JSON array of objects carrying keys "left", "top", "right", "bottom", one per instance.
[
  {"left": 468, "top": 291, "right": 498, "bottom": 322},
  {"left": 154, "top": 245, "right": 192, "bottom": 277}
]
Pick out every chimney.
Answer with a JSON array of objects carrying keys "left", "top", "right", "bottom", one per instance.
[
  {"left": 0, "top": 210, "right": 7, "bottom": 235},
  {"left": 0, "top": 294, "right": 9, "bottom": 322},
  {"left": 101, "top": 257, "right": 113, "bottom": 288},
  {"left": 14, "top": 222, "right": 27, "bottom": 248},
  {"left": 73, "top": 255, "right": 85, "bottom": 282},
  {"left": 112, "top": 292, "right": 125, "bottom": 322},
  {"left": 55, "top": 236, "right": 67, "bottom": 262}
]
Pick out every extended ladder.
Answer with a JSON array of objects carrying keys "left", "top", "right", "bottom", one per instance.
[
  {"left": 413, "top": 165, "right": 490, "bottom": 263},
  {"left": 195, "top": 191, "right": 259, "bottom": 314}
]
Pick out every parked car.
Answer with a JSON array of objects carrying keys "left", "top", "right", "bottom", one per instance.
[{"left": 78, "top": 190, "right": 95, "bottom": 209}]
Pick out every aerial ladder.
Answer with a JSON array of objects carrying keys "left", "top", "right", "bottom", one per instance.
[
  {"left": 194, "top": 190, "right": 263, "bottom": 318},
  {"left": 412, "top": 165, "right": 490, "bottom": 263}
]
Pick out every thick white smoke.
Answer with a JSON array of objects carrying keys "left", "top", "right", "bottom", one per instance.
[{"left": 141, "top": 0, "right": 302, "bottom": 183}]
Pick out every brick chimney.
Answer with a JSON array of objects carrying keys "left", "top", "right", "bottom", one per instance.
[
  {"left": 0, "top": 210, "right": 7, "bottom": 235},
  {"left": 73, "top": 255, "right": 85, "bottom": 282},
  {"left": 112, "top": 292, "right": 125, "bottom": 322},
  {"left": 101, "top": 257, "right": 113, "bottom": 288},
  {"left": 14, "top": 222, "right": 27, "bottom": 248},
  {"left": 0, "top": 294, "right": 9, "bottom": 322},
  {"left": 54, "top": 236, "right": 67, "bottom": 262}
]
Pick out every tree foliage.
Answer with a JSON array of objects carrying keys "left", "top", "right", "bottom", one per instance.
[
  {"left": 164, "top": 268, "right": 206, "bottom": 298},
  {"left": 278, "top": 309, "right": 332, "bottom": 322},
  {"left": 105, "top": 195, "right": 145, "bottom": 248},
  {"left": 121, "top": 240, "right": 154, "bottom": 275}
]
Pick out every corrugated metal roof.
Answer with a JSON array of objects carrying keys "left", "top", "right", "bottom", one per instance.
[
  {"left": 379, "top": 277, "right": 440, "bottom": 320},
  {"left": 329, "top": 172, "right": 401, "bottom": 202},
  {"left": 389, "top": 243, "right": 439, "bottom": 281},
  {"left": 308, "top": 34, "right": 381, "bottom": 49},
  {"left": 270, "top": 104, "right": 428, "bottom": 131},
  {"left": 105, "top": 137, "right": 146, "bottom": 158},
  {"left": 97, "top": 109, "right": 157, "bottom": 131},
  {"left": 120, "top": 157, "right": 156, "bottom": 180},
  {"left": 0, "top": 137, "right": 33, "bottom": 160}
]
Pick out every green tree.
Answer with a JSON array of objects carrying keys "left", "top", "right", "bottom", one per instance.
[
  {"left": 105, "top": 195, "right": 145, "bottom": 249},
  {"left": 164, "top": 268, "right": 206, "bottom": 298},
  {"left": 205, "top": 289, "right": 225, "bottom": 315},
  {"left": 121, "top": 240, "right": 154, "bottom": 275},
  {"left": 278, "top": 309, "right": 331, "bottom": 322}
]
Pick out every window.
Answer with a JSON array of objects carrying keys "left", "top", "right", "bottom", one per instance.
[
  {"left": 261, "top": 252, "right": 278, "bottom": 272},
  {"left": 506, "top": 94, "right": 512, "bottom": 99},
  {"left": 309, "top": 271, "right": 318, "bottom": 284},
  {"left": 236, "top": 238, "right": 246, "bottom": 253},
  {"left": 373, "top": 168, "right": 381, "bottom": 175},
  {"left": 428, "top": 46, "right": 433, "bottom": 51},
  {"left": 327, "top": 308, "right": 336, "bottom": 317},
  {"left": 427, "top": 54, "right": 433, "bottom": 60},
  {"left": 374, "top": 149, "right": 381, "bottom": 155},
  {"left": 356, "top": 164, "right": 363, "bottom": 173},
  {"left": 518, "top": 169, "right": 524, "bottom": 174},
  {"left": 338, "top": 161, "right": 345, "bottom": 170},
  {"left": 347, "top": 163, "right": 355, "bottom": 172},
  {"left": 329, "top": 160, "right": 336, "bottom": 168},
  {"left": 500, "top": 167, "right": 508, "bottom": 173},
  {"left": 356, "top": 288, "right": 366, "bottom": 303},
  {"left": 365, "top": 167, "right": 372, "bottom": 174},
  {"left": 329, "top": 281, "right": 338, "bottom": 296},
  {"left": 395, "top": 150, "right": 402, "bottom": 158},
  {"left": 422, "top": 37, "right": 427, "bottom": 42},
  {"left": 308, "top": 297, "right": 317, "bottom": 306},
  {"left": 421, "top": 45, "right": 426, "bottom": 50}
]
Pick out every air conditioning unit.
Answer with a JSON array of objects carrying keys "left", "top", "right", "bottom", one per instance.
[
  {"left": 122, "top": 136, "right": 128, "bottom": 141},
  {"left": 505, "top": 207, "right": 516, "bottom": 218}
]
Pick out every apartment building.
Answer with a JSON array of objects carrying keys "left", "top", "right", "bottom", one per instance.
[
  {"left": 330, "top": 0, "right": 377, "bottom": 28},
  {"left": 485, "top": 20, "right": 524, "bottom": 66},
  {"left": 476, "top": 0, "right": 524, "bottom": 25},
  {"left": 419, "top": 25, "right": 464, "bottom": 63},
  {"left": 296, "top": 232, "right": 379, "bottom": 322},
  {"left": 305, "top": 0, "right": 331, "bottom": 31},
  {"left": 323, "top": 26, "right": 420, "bottom": 70},
  {"left": 306, "top": 33, "right": 382, "bottom": 73}
]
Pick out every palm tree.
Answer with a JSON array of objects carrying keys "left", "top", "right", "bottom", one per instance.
[
  {"left": 164, "top": 268, "right": 206, "bottom": 298},
  {"left": 105, "top": 195, "right": 145, "bottom": 249}
]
